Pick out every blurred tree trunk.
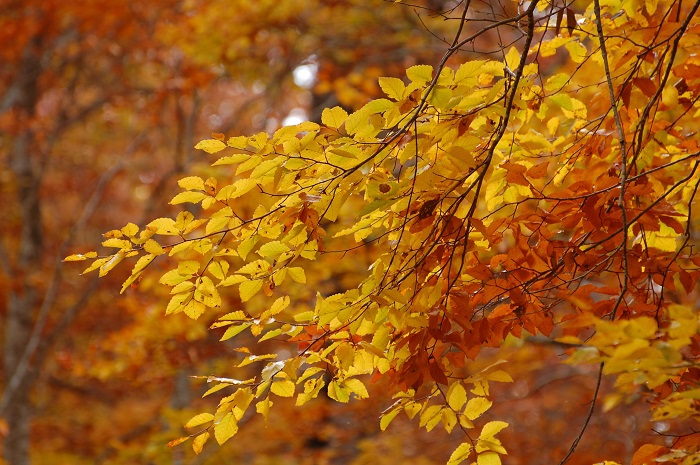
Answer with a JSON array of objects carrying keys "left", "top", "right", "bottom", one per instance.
[{"left": 4, "top": 38, "right": 43, "bottom": 465}]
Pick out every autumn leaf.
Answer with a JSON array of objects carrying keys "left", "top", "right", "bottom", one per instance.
[{"left": 195, "top": 139, "right": 227, "bottom": 154}]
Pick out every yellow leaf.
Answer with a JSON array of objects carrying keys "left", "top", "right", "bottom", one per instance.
[
  {"left": 178, "top": 176, "right": 205, "bottom": 191},
  {"left": 170, "top": 191, "right": 207, "bottom": 205},
  {"left": 64, "top": 252, "right": 97, "bottom": 262},
  {"left": 143, "top": 239, "right": 164, "bottom": 255},
  {"left": 236, "top": 155, "right": 262, "bottom": 175},
  {"left": 419, "top": 405, "right": 443, "bottom": 429},
  {"left": 479, "top": 421, "right": 508, "bottom": 440},
  {"left": 261, "top": 296, "right": 290, "bottom": 320},
  {"left": 378, "top": 76, "right": 406, "bottom": 100},
  {"left": 218, "top": 310, "right": 248, "bottom": 321},
  {"left": 183, "top": 299, "right": 206, "bottom": 320},
  {"left": 234, "top": 259, "right": 270, "bottom": 276},
  {"left": 544, "top": 73, "right": 569, "bottom": 92},
  {"left": 239, "top": 279, "right": 263, "bottom": 302},
  {"left": 147, "top": 217, "right": 179, "bottom": 235},
  {"left": 447, "top": 383, "right": 467, "bottom": 411},
  {"left": 406, "top": 64, "right": 433, "bottom": 85},
  {"left": 121, "top": 222, "right": 139, "bottom": 237},
  {"left": 485, "top": 370, "right": 513, "bottom": 383},
  {"left": 442, "top": 408, "right": 458, "bottom": 433},
  {"left": 258, "top": 241, "right": 290, "bottom": 257},
  {"left": 213, "top": 153, "right": 250, "bottom": 166},
  {"left": 447, "top": 442, "right": 473, "bottom": 465},
  {"left": 194, "top": 276, "right": 221, "bottom": 308},
  {"left": 404, "top": 402, "right": 421, "bottom": 419},
  {"left": 328, "top": 379, "right": 350, "bottom": 403},
  {"left": 102, "top": 229, "right": 123, "bottom": 238},
  {"left": 237, "top": 236, "right": 259, "bottom": 260},
  {"left": 98, "top": 252, "right": 126, "bottom": 277},
  {"left": 380, "top": 408, "right": 401, "bottom": 431},
  {"left": 102, "top": 238, "right": 131, "bottom": 249},
  {"left": 255, "top": 397, "right": 272, "bottom": 426},
  {"left": 287, "top": 267, "right": 306, "bottom": 283},
  {"left": 271, "top": 379, "right": 295, "bottom": 397},
  {"left": 380, "top": 288, "right": 409, "bottom": 305},
  {"left": 120, "top": 254, "right": 156, "bottom": 293},
  {"left": 220, "top": 323, "right": 252, "bottom": 341},
  {"left": 565, "top": 40, "right": 587, "bottom": 63},
  {"left": 195, "top": 139, "right": 227, "bottom": 154},
  {"left": 176, "top": 260, "right": 201, "bottom": 280},
  {"left": 226, "top": 135, "right": 248, "bottom": 149},
  {"left": 250, "top": 157, "right": 283, "bottom": 179},
  {"left": 471, "top": 379, "right": 489, "bottom": 396},
  {"left": 504, "top": 46, "right": 521, "bottom": 72},
  {"left": 205, "top": 214, "right": 231, "bottom": 234},
  {"left": 344, "top": 378, "right": 369, "bottom": 399},
  {"left": 214, "top": 412, "right": 238, "bottom": 445},
  {"left": 160, "top": 269, "right": 192, "bottom": 286},
  {"left": 166, "top": 436, "right": 189, "bottom": 448},
  {"left": 321, "top": 106, "right": 349, "bottom": 129},
  {"left": 192, "top": 431, "right": 209, "bottom": 455},
  {"left": 165, "top": 292, "right": 191, "bottom": 315},
  {"left": 220, "top": 274, "right": 247, "bottom": 286},
  {"left": 465, "top": 397, "right": 493, "bottom": 420},
  {"left": 185, "top": 413, "right": 214, "bottom": 428},
  {"left": 202, "top": 383, "right": 233, "bottom": 397},
  {"left": 478, "top": 452, "right": 501, "bottom": 465}
]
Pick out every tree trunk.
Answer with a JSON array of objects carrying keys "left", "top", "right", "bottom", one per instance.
[{"left": 3, "top": 40, "right": 42, "bottom": 465}]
